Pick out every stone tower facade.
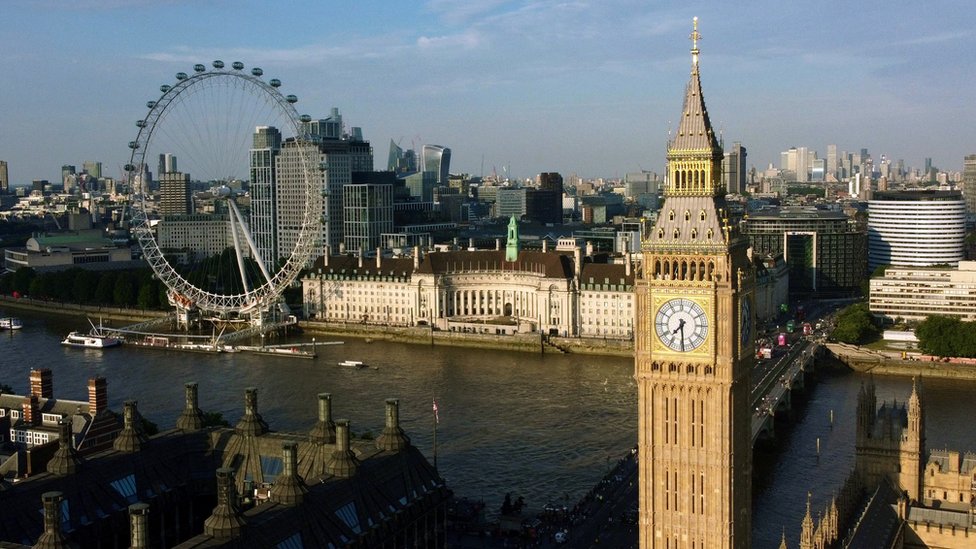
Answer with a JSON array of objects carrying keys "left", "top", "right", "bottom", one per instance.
[
  {"left": 635, "top": 17, "right": 755, "bottom": 549},
  {"left": 854, "top": 377, "right": 925, "bottom": 502}
]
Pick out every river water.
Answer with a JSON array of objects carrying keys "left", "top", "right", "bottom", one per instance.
[{"left": 3, "top": 307, "right": 975, "bottom": 548}]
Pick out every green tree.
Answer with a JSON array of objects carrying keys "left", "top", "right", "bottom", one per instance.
[
  {"left": 12, "top": 267, "right": 35, "bottom": 295},
  {"left": 94, "top": 271, "right": 117, "bottom": 305},
  {"left": 831, "top": 303, "right": 879, "bottom": 344},
  {"left": 113, "top": 272, "right": 136, "bottom": 307},
  {"left": 72, "top": 269, "right": 98, "bottom": 304},
  {"left": 136, "top": 282, "right": 157, "bottom": 310}
]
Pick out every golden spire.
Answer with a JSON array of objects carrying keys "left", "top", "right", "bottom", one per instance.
[{"left": 690, "top": 16, "right": 701, "bottom": 72}]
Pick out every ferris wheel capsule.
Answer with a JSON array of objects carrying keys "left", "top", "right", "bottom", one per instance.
[
  {"left": 146, "top": 100, "right": 156, "bottom": 109},
  {"left": 124, "top": 164, "right": 135, "bottom": 172},
  {"left": 128, "top": 141, "right": 140, "bottom": 150},
  {"left": 299, "top": 114, "right": 312, "bottom": 123},
  {"left": 251, "top": 67, "right": 263, "bottom": 76},
  {"left": 176, "top": 72, "right": 188, "bottom": 81},
  {"left": 136, "top": 120, "right": 147, "bottom": 128},
  {"left": 160, "top": 84, "right": 171, "bottom": 93},
  {"left": 270, "top": 78, "right": 281, "bottom": 87},
  {"left": 193, "top": 64, "right": 206, "bottom": 73},
  {"left": 232, "top": 61, "right": 244, "bottom": 70},
  {"left": 286, "top": 94, "right": 298, "bottom": 103},
  {"left": 213, "top": 60, "right": 224, "bottom": 69}
]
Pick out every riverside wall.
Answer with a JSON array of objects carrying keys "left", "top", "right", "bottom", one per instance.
[
  {"left": 0, "top": 295, "right": 164, "bottom": 323},
  {"left": 825, "top": 342, "right": 976, "bottom": 381},
  {"left": 299, "top": 320, "right": 635, "bottom": 357},
  {"left": 0, "top": 295, "right": 634, "bottom": 357}
]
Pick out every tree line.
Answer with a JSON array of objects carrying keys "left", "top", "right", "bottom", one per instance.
[
  {"left": 915, "top": 315, "right": 976, "bottom": 358},
  {"left": 0, "top": 267, "right": 170, "bottom": 310}
]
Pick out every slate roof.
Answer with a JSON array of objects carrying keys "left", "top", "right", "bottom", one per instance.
[
  {"left": 669, "top": 41, "right": 720, "bottom": 153},
  {"left": 310, "top": 250, "right": 578, "bottom": 280},
  {"left": 0, "top": 429, "right": 216, "bottom": 547},
  {"left": 579, "top": 262, "right": 633, "bottom": 287}
]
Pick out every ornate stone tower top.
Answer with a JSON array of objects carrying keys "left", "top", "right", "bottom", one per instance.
[{"left": 665, "top": 17, "right": 723, "bottom": 198}]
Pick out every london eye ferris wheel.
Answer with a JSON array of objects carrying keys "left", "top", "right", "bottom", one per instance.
[{"left": 124, "top": 61, "right": 320, "bottom": 324}]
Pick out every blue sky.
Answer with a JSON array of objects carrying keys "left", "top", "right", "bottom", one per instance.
[{"left": 2, "top": 0, "right": 974, "bottom": 185}]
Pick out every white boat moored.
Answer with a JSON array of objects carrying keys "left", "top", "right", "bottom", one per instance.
[{"left": 62, "top": 331, "right": 121, "bottom": 349}]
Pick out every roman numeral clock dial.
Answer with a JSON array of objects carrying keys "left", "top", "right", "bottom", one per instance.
[{"left": 654, "top": 298, "right": 708, "bottom": 352}]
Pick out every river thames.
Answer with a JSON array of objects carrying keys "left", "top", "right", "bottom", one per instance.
[{"left": 3, "top": 307, "right": 976, "bottom": 548}]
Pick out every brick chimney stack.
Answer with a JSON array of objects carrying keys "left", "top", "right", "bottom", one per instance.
[
  {"left": 22, "top": 395, "right": 40, "bottom": 426},
  {"left": 88, "top": 377, "right": 107, "bottom": 415},
  {"left": 30, "top": 368, "right": 54, "bottom": 399}
]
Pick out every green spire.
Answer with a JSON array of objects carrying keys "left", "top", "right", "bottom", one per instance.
[{"left": 505, "top": 215, "right": 520, "bottom": 262}]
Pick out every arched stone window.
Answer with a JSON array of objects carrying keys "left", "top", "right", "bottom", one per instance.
[
  {"left": 673, "top": 228, "right": 680, "bottom": 239},
  {"left": 668, "top": 210, "right": 675, "bottom": 222},
  {"left": 699, "top": 210, "right": 706, "bottom": 222},
  {"left": 690, "top": 228, "right": 698, "bottom": 240},
  {"left": 684, "top": 210, "right": 691, "bottom": 221}
]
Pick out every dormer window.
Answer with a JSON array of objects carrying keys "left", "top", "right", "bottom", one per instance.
[
  {"left": 684, "top": 210, "right": 691, "bottom": 221},
  {"left": 690, "top": 229, "right": 698, "bottom": 239},
  {"left": 699, "top": 210, "right": 706, "bottom": 222},
  {"left": 673, "top": 229, "right": 680, "bottom": 239},
  {"left": 706, "top": 228, "right": 714, "bottom": 239},
  {"left": 668, "top": 210, "right": 675, "bottom": 221},
  {"left": 657, "top": 228, "right": 664, "bottom": 239}
]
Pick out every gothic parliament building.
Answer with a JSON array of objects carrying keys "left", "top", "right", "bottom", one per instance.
[{"left": 634, "top": 17, "right": 754, "bottom": 549}]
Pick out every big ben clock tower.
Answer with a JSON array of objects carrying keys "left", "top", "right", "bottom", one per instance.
[{"left": 635, "top": 18, "right": 754, "bottom": 549}]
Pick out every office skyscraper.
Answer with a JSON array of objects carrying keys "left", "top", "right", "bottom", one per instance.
[
  {"left": 723, "top": 142, "right": 747, "bottom": 193},
  {"left": 0, "top": 160, "right": 8, "bottom": 193},
  {"left": 249, "top": 126, "right": 282, "bottom": 268},
  {"left": 82, "top": 160, "right": 102, "bottom": 179},
  {"left": 963, "top": 154, "right": 976, "bottom": 218},
  {"left": 422, "top": 145, "right": 451, "bottom": 186},
  {"left": 635, "top": 19, "right": 752, "bottom": 547},
  {"left": 275, "top": 110, "right": 373, "bottom": 261},
  {"left": 159, "top": 171, "right": 192, "bottom": 216},
  {"left": 827, "top": 144, "right": 838, "bottom": 180}
]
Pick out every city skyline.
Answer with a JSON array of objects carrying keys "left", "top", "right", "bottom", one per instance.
[{"left": 2, "top": 1, "right": 974, "bottom": 185}]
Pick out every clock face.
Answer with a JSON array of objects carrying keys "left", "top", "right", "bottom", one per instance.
[
  {"left": 655, "top": 298, "right": 708, "bottom": 352},
  {"left": 740, "top": 297, "right": 752, "bottom": 347}
]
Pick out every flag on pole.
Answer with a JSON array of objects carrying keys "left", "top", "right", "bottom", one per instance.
[{"left": 432, "top": 399, "right": 440, "bottom": 424}]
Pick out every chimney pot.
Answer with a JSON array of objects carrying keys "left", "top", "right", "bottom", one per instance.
[
  {"left": 327, "top": 419, "right": 359, "bottom": 478},
  {"left": 204, "top": 467, "right": 245, "bottom": 539},
  {"left": 128, "top": 503, "right": 150, "bottom": 549},
  {"left": 176, "top": 382, "right": 204, "bottom": 431},
  {"left": 36, "top": 491, "right": 71, "bottom": 547},
  {"left": 234, "top": 387, "right": 268, "bottom": 436},
  {"left": 376, "top": 398, "right": 409, "bottom": 452}
]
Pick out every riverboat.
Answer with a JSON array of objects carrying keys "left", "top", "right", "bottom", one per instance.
[
  {"left": 338, "top": 360, "right": 367, "bottom": 368},
  {"left": 62, "top": 331, "right": 121, "bottom": 349},
  {"left": 0, "top": 317, "right": 23, "bottom": 330}
]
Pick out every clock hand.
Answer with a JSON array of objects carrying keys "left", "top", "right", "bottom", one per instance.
[{"left": 679, "top": 323, "right": 685, "bottom": 351}]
